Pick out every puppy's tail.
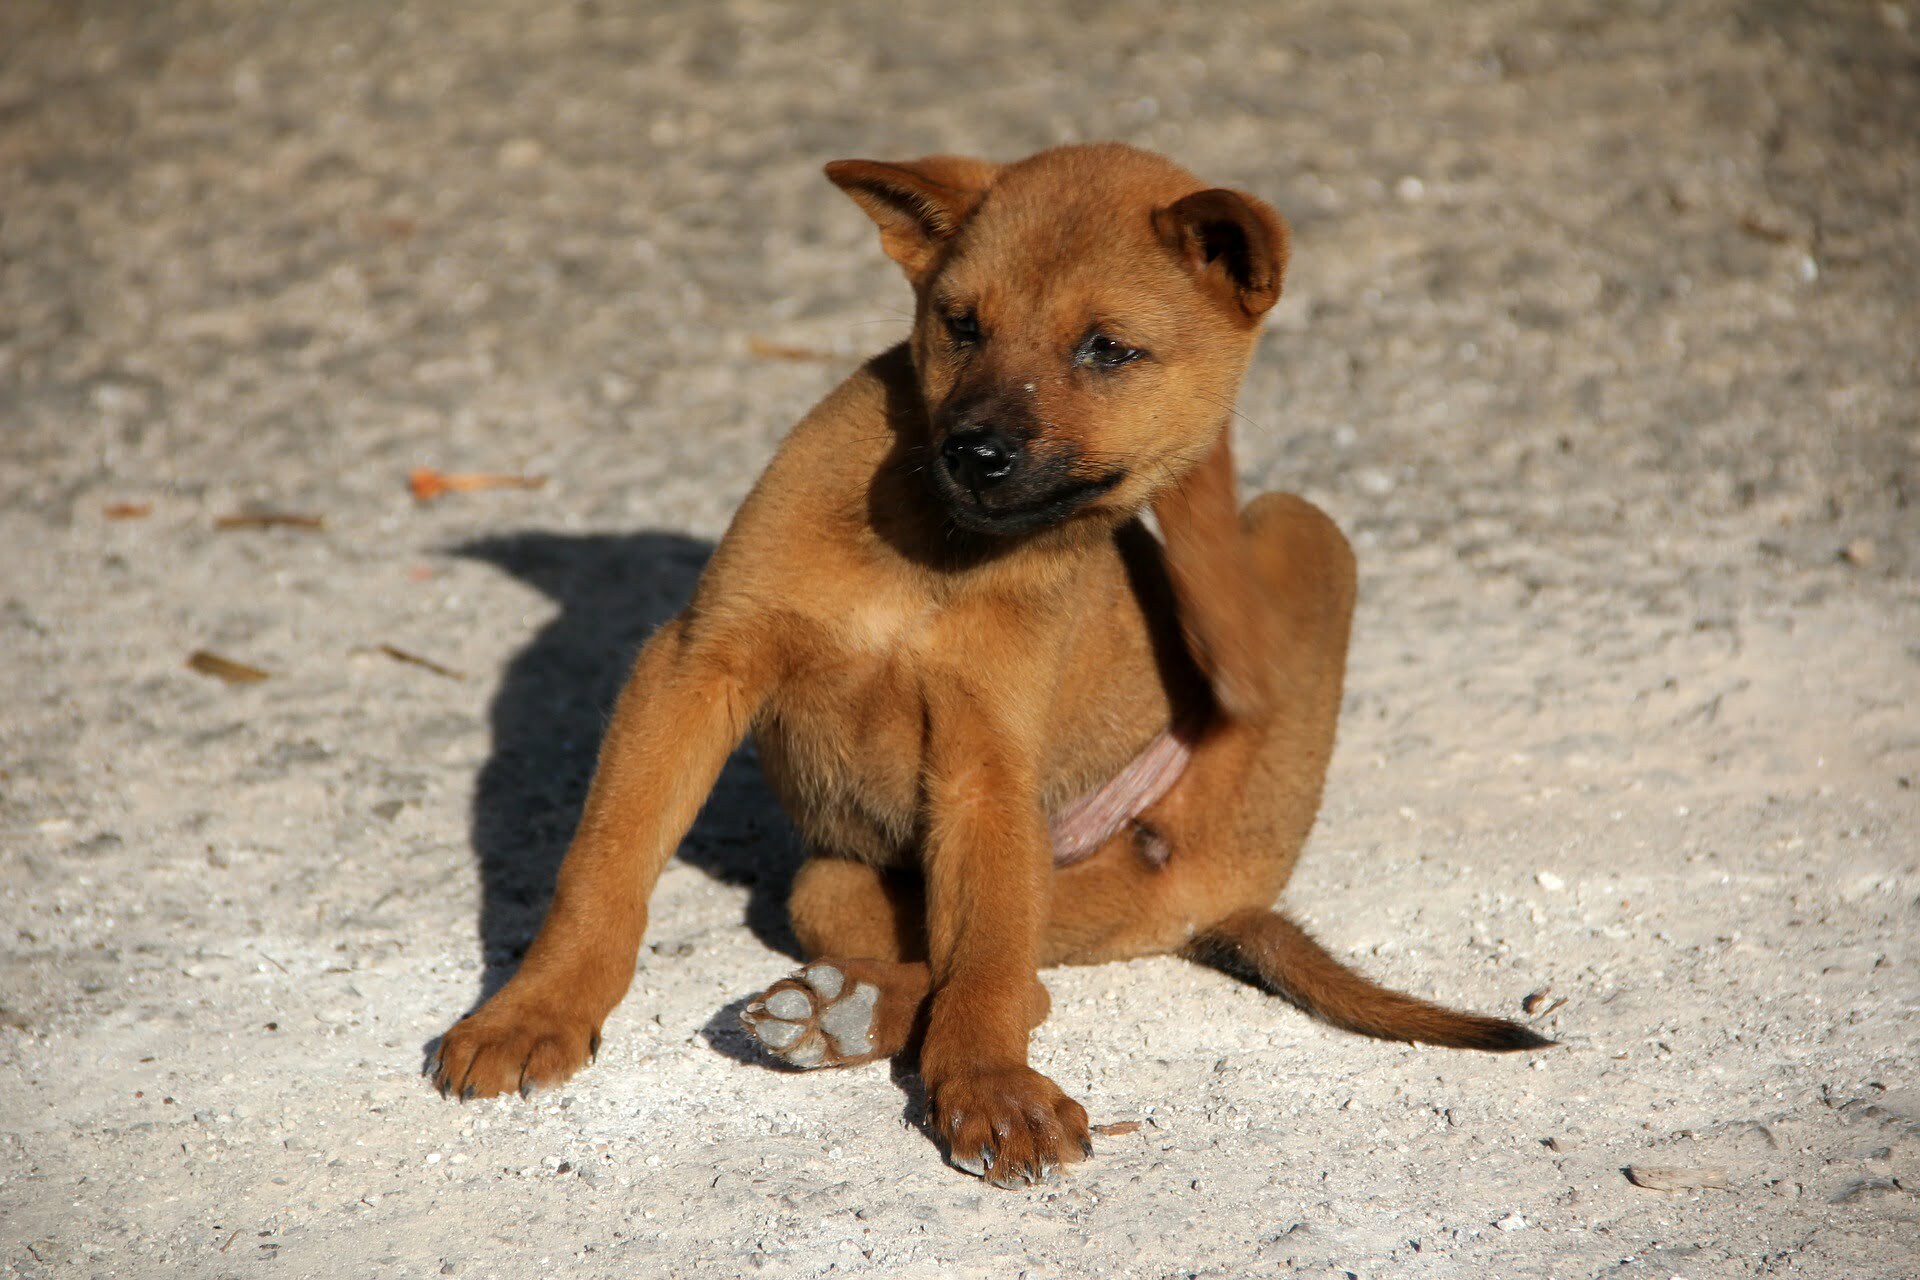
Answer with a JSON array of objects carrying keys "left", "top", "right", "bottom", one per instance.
[{"left": 1184, "top": 907, "right": 1553, "bottom": 1052}]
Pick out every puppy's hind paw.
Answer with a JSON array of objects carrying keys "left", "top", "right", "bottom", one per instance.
[{"left": 740, "top": 962, "right": 888, "bottom": 1069}]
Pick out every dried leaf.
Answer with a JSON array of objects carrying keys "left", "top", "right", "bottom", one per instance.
[
  {"left": 1736, "top": 215, "right": 1793, "bottom": 245},
  {"left": 1091, "top": 1120, "right": 1142, "bottom": 1137},
  {"left": 1522, "top": 987, "right": 1553, "bottom": 1015},
  {"left": 1625, "top": 1165, "right": 1730, "bottom": 1192},
  {"left": 103, "top": 502, "right": 153, "bottom": 520},
  {"left": 186, "top": 651, "right": 270, "bottom": 684},
  {"left": 359, "top": 214, "right": 417, "bottom": 240},
  {"left": 215, "top": 512, "right": 326, "bottom": 531},
  {"left": 748, "top": 336, "right": 835, "bottom": 361},
  {"left": 376, "top": 644, "right": 465, "bottom": 681},
  {"left": 408, "top": 467, "right": 547, "bottom": 502}
]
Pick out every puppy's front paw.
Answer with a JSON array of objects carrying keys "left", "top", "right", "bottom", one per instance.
[
  {"left": 740, "top": 962, "right": 889, "bottom": 1069},
  {"left": 432, "top": 998, "right": 599, "bottom": 1100},
  {"left": 928, "top": 1066, "right": 1091, "bottom": 1189}
]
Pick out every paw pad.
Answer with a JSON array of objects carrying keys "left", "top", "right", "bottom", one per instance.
[{"left": 741, "top": 964, "right": 881, "bottom": 1069}]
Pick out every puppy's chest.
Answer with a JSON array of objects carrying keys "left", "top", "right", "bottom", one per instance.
[{"left": 751, "top": 599, "right": 942, "bottom": 857}]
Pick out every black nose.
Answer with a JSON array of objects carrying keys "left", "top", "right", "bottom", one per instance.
[{"left": 940, "top": 428, "right": 1018, "bottom": 490}]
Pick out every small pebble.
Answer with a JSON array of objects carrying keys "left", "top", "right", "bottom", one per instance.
[
  {"left": 498, "top": 138, "right": 543, "bottom": 169},
  {"left": 1358, "top": 469, "right": 1396, "bottom": 496}
]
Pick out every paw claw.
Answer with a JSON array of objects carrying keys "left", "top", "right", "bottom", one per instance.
[{"left": 949, "top": 1145, "right": 990, "bottom": 1178}]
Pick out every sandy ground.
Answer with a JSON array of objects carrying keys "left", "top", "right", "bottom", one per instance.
[{"left": 2, "top": 1, "right": 1917, "bottom": 1276}]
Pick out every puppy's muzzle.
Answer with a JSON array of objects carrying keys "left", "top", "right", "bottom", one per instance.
[{"left": 927, "top": 405, "right": 1126, "bottom": 536}]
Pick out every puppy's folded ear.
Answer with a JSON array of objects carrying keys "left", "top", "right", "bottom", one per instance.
[
  {"left": 1154, "top": 188, "right": 1290, "bottom": 321},
  {"left": 825, "top": 156, "right": 999, "bottom": 285}
]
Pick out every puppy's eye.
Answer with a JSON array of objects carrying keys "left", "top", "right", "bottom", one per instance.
[
  {"left": 945, "top": 310, "right": 982, "bottom": 344},
  {"left": 1079, "top": 332, "right": 1144, "bottom": 370}
]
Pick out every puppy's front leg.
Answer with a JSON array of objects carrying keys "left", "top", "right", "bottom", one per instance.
[
  {"left": 434, "top": 613, "right": 766, "bottom": 1098},
  {"left": 918, "top": 682, "right": 1091, "bottom": 1188}
]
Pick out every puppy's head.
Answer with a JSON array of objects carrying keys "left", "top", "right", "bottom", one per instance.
[{"left": 828, "top": 143, "right": 1288, "bottom": 536}]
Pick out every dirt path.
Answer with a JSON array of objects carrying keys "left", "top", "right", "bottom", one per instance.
[{"left": 2, "top": 1, "right": 1916, "bottom": 1276}]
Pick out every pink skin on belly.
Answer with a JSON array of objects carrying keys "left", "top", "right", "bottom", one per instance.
[{"left": 1047, "top": 727, "right": 1193, "bottom": 868}]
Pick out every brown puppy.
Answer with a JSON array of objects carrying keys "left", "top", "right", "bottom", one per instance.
[{"left": 431, "top": 143, "right": 1548, "bottom": 1188}]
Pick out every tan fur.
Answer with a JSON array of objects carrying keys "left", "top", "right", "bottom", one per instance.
[{"left": 432, "top": 143, "right": 1546, "bottom": 1189}]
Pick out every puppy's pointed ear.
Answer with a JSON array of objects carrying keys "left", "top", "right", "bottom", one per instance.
[
  {"left": 825, "top": 156, "right": 999, "bottom": 285},
  {"left": 1154, "top": 188, "right": 1290, "bottom": 321}
]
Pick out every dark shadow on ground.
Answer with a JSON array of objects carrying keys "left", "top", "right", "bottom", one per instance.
[
  {"left": 695, "top": 997, "right": 940, "bottom": 1157},
  {"left": 700, "top": 994, "right": 798, "bottom": 1070},
  {"left": 452, "top": 530, "right": 802, "bottom": 1007}
]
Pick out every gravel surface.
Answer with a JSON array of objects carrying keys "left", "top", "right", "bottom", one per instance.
[{"left": 3, "top": 1, "right": 1916, "bottom": 1277}]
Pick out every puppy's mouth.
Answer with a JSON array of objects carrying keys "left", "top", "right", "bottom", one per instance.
[{"left": 927, "top": 457, "right": 1126, "bottom": 536}]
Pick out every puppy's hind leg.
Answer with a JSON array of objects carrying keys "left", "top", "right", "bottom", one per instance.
[
  {"left": 742, "top": 857, "right": 927, "bottom": 1068},
  {"left": 1199, "top": 499, "right": 1548, "bottom": 1051},
  {"left": 742, "top": 955, "right": 930, "bottom": 1069},
  {"left": 741, "top": 855, "right": 1051, "bottom": 1069}
]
